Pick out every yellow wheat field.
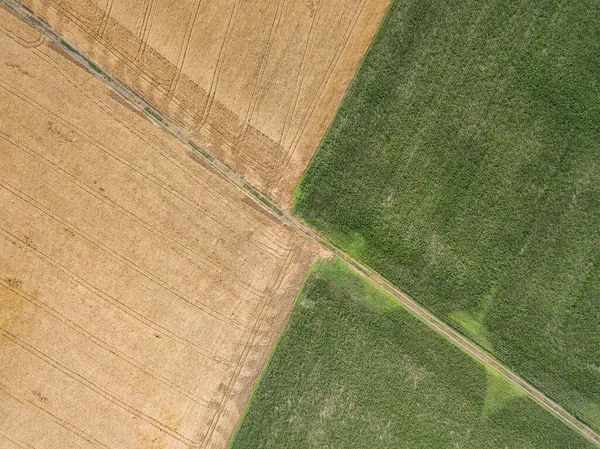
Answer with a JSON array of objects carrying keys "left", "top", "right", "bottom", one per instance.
[
  {"left": 19, "top": 0, "right": 391, "bottom": 205},
  {"left": 0, "top": 8, "right": 318, "bottom": 448}
]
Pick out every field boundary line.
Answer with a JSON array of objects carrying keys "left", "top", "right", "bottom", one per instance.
[{"left": 2, "top": 1, "right": 599, "bottom": 446}]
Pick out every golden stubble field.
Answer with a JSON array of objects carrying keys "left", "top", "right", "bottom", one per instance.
[
  {"left": 0, "top": 8, "right": 319, "bottom": 448},
  {"left": 19, "top": 0, "right": 391, "bottom": 206}
]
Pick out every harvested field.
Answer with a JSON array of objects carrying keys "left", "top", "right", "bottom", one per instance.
[
  {"left": 18, "top": 0, "right": 391, "bottom": 206},
  {"left": 0, "top": 8, "right": 317, "bottom": 449}
]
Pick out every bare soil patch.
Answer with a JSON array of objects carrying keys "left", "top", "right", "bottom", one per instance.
[
  {"left": 19, "top": 0, "right": 391, "bottom": 206},
  {"left": 0, "top": 9, "right": 317, "bottom": 448}
]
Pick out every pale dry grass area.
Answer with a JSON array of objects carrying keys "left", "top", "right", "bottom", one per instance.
[
  {"left": 0, "top": 8, "right": 318, "bottom": 448},
  {"left": 19, "top": 0, "right": 391, "bottom": 206}
]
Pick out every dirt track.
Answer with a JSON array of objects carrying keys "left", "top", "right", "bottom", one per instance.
[
  {"left": 18, "top": 0, "right": 391, "bottom": 206},
  {"left": 0, "top": 8, "right": 317, "bottom": 448}
]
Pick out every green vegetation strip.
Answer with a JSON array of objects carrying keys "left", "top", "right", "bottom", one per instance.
[
  {"left": 144, "top": 107, "right": 167, "bottom": 126},
  {"left": 188, "top": 141, "right": 214, "bottom": 161},
  {"left": 294, "top": 0, "right": 600, "bottom": 431},
  {"left": 86, "top": 59, "right": 103, "bottom": 74},
  {"left": 60, "top": 39, "right": 103, "bottom": 74},
  {"left": 230, "top": 258, "right": 596, "bottom": 449},
  {"left": 243, "top": 184, "right": 284, "bottom": 216},
  {"left": 60, "top": 39, "right": 79, "bottom": 55}
]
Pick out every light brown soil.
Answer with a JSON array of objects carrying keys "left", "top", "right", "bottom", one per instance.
[
  {"left": 19, "top": 0, "right": 391, "bottom": 206},
  {"left": 0, "top": 9, "right": 318, "bottom": 449}
]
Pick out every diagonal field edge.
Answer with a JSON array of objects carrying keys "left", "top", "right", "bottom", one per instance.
[{"left": 2, "top": 0, "right": 599, "bottom": 446}]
